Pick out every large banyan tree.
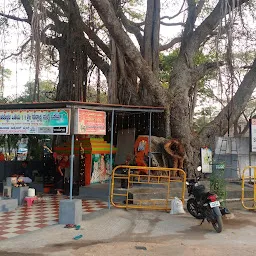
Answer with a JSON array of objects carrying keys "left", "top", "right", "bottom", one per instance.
[{"left": 1, "top": 0, "right": 256, "bottom": 173}]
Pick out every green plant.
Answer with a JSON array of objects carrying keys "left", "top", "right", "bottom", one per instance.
[{"left": 210, "top": 165, "right": 227, "bottom": 206}]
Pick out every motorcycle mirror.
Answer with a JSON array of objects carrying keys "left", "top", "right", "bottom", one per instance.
[{"left": 197, "top": 166, "right": 202, "bottom": 172}]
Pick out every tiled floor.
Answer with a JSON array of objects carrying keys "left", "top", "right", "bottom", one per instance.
[{"left": 0, "top": 195, "right": 108, "bottom": 241}]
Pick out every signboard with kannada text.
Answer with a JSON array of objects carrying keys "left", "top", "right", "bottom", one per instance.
[
  {"left": 0, "top": 109, "right": 70, "bottom": 135},
  {"left": 74, "top": 109, "right": 106, "bottom": 135}
]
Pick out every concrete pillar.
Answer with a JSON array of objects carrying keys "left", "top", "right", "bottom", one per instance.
[{"left": 59, "top": 199, "right": 82, "bottom": 225}]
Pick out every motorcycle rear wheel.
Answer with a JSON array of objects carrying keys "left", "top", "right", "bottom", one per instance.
[
  {"left": 187, "top": 198, "right": 204, "bottom": 219},
  {"left": 211, "top": 215, "right": 223, "bottom": 233}
]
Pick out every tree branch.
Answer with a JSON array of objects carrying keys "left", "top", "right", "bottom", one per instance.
[
  {"left": 196, "top": 0, "right": 206, "bottom": 18},
  {"left": 127, "top": 0, "right": 186, "bottom": 28},
  {"left": 84, "top": 39, "right": 110, "bottom": 78},
  {"left": 198, "top": 57, "right": 256, "bottom": 145},
  {"left": 0, "top": 12, "right": 29, "bottom": 23},
  {"left": 0, "top": 38, "right": 31, "bottom": 62},
  {"left": 159, "top": 37, "right": 181, "bottom": 51},
  {"left": 90, "top": 0, "right": 167, "bottom": 106},
  {"left": 45, "top": 9, "right": 67, "bottom": 33},
  {"left": 160, "top": 21, "right": 185, "bottom": 26},
  {"left": 69, "top": 0, "right": 111, "bottom": 59},
  {"left": 191, "top": 0, "right": 249, "bottom": 53},
  {"left": 83, "top": 25, "right": 111, "bottom": 59},
  {"left": 193, "top": 61, "right": 225, "bottom": 81},
  {"left": 50, "top": 0, "right": 69, "bottom": 13},
  {"left": 161, "top": 0, "right": 186, "bottom": 20},
  {"left": 118, "top": 10, "right": 144, "bottom": 48},
  {"left": 20, "top": 0, "right": 33, "bottom": 23}
]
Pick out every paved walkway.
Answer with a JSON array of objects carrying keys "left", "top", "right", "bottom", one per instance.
[
  {"left": 0, "top": 208, "right": 255, "bottom": 256},
  {"left": 0, "top": 195, "right": 107, "bottom": 241}
]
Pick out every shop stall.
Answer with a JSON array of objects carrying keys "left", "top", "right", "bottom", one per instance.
[{"left": 0, "top": 101, "right": 165, "bottom": 211}]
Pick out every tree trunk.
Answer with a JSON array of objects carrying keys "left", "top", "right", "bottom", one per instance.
[
  {"left": 56, "top": 30, "right": 88, "bottom": 101},
  {"left": 139, "top": 0, "right": 161, "bottom": 105},
  {"left": 108, "top": 39, "right": 119, "bottom": 104},
  {"left": 143, "top": 0, "right": 160, "bottom": 74},
  {"left": 108, "top": 39, "right": 141, "bottom": 105}
]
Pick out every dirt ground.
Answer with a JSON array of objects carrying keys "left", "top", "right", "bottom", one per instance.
[{"left": 0, "top": 202, "right": 255, "bottom": 256}]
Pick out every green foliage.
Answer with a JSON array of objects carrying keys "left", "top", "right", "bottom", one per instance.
[
  {"left": 0, "top": 134, "right": 20, "bottom": 155},
  {"left": 210, "top": 167, "right": 227, "bottom": 206},
  {"left": 17, "top": 80, "right": 56, "bottom": 103},
  {"left": 123, "top": 0, "right": 144, "bottom": 20},
  {"left": 0, "top": 66, "right": 12, "bottom": 96},
  {"left": 27, "top": 135, "right": 46, "bottom": 160},
  {"left": 159, "top": 49, "right": 216, "bottom": 89},
  {"left": 159, "top": 49, "right": 179, "bottom": 86},
  {"left": 0, "top": 65, "right": 11, "bottom": 79},
  {"left": 87, "top": 86, "right": 107, "bottom": 103},
  {"left": 193, "top": 106, "right": 218, "bottom": 133},
  {"left": 193, "top": 50, "right": 216, "bottom": 66}
]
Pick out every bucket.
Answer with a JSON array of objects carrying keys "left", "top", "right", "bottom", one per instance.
[{"left": 28, "top": 188, "right": 36, "bottom": 197}]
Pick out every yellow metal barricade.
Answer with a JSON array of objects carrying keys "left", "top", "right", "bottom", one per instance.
[
  {"left": 110, "top": 165, "right": 186, "bottom": 211},
  {"left": 241, "top": 166, "right": 256, "bottom": 210}
]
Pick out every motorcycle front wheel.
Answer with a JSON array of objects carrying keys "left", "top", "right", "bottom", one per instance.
[
  {"left": 187, "top": 198, "right": 204, "bottom": 219},
  {"left": 211, "top": 215, "right": 223, "bottom": 233}
]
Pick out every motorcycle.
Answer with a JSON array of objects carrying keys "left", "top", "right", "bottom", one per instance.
[{"left": 186, "top": 166, "right": 230, "bottom": 233}]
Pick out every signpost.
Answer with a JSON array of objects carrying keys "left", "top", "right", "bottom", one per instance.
[{"left": 0, "top": 109, "right": 70, "bottom": 135}]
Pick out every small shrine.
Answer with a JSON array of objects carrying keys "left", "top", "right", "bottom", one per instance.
[{"left": 54, "top": 137, "right": 117, "bottom": 186}]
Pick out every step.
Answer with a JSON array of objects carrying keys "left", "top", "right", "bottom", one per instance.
[{"left": 0, "top": 198, "right": 18, "bottom": 212}]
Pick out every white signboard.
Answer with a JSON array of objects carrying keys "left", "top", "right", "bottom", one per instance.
[
  {"left": 0, "top": 109, "right": 70, "bottom": 135},
  {"left": 250, "top": 119, "right": 256, "bottom": 152},
  {"left": 200, "top": 147, "right": 213, "bottom": 173}
]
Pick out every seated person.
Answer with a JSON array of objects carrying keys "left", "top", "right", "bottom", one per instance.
[{"left": 16, "top": 161, "right": 33, "bottom": 184}]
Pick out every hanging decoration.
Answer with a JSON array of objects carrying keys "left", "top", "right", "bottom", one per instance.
[
  {"left": 115, "top": 113, "right": 118, "bottom": 133},
  {"left": 121, "top": 114, "right": 124, "bottom": 134},
  {"left": 158, "top": 113, "right": 160, "bottom": 131},
  {"left": 138, "top": 113, "right": 141, "bottom": 132},
  {"left": 152, "top": 113, "right": 155, "bottom": 130},
  {"left": 79, "top": 143, "right": 85, "bottom": 186},
  {"left": 127, "top": 113, "right": 130, "bottom": 133},
  {"left": 143, "top": 113, "right": 146, "bottom": 131},
  {"left": 133, "top": 114, "right": 136, "bottom": 132},
  {"left": 31, "top": 0, "right": 46, "bottom": 102},
  {"left": 107, "top": 112, "right": 111, "bottom": 132}
]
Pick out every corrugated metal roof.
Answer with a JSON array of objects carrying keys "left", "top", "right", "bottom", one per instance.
[{"left": 0, "top": 101, "right": 165, "bottom": 113}]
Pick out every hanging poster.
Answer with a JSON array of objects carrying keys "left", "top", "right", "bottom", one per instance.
[
  {"left": 250, "top": 118, "right": 256, "bottom": 152},
  {"left": 200, "top": 147, "right": 213, "bottom": 173},
  {"left": 0, "top": 109, "right": 70, "bottom": 135},
  {"left": 74, "top": 109, "right": 106, "bottom": 135}
]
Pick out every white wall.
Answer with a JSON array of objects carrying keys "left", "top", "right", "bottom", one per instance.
[{"left": 215, "top": 137, "right": 256, "bottom": 178}]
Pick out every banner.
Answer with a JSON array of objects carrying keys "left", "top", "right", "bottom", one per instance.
[
  {"left": 0, "top": 109, "right": 70, "bottom": 135},
  {"left": 200, "top": 147, "right": 212, "bottom": 173},
  {"left": 250, "top": 119, "right": 256, "bottom": 152},
  {"left": 74, "top": 109, "right": 106, "bottom": 135}
]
